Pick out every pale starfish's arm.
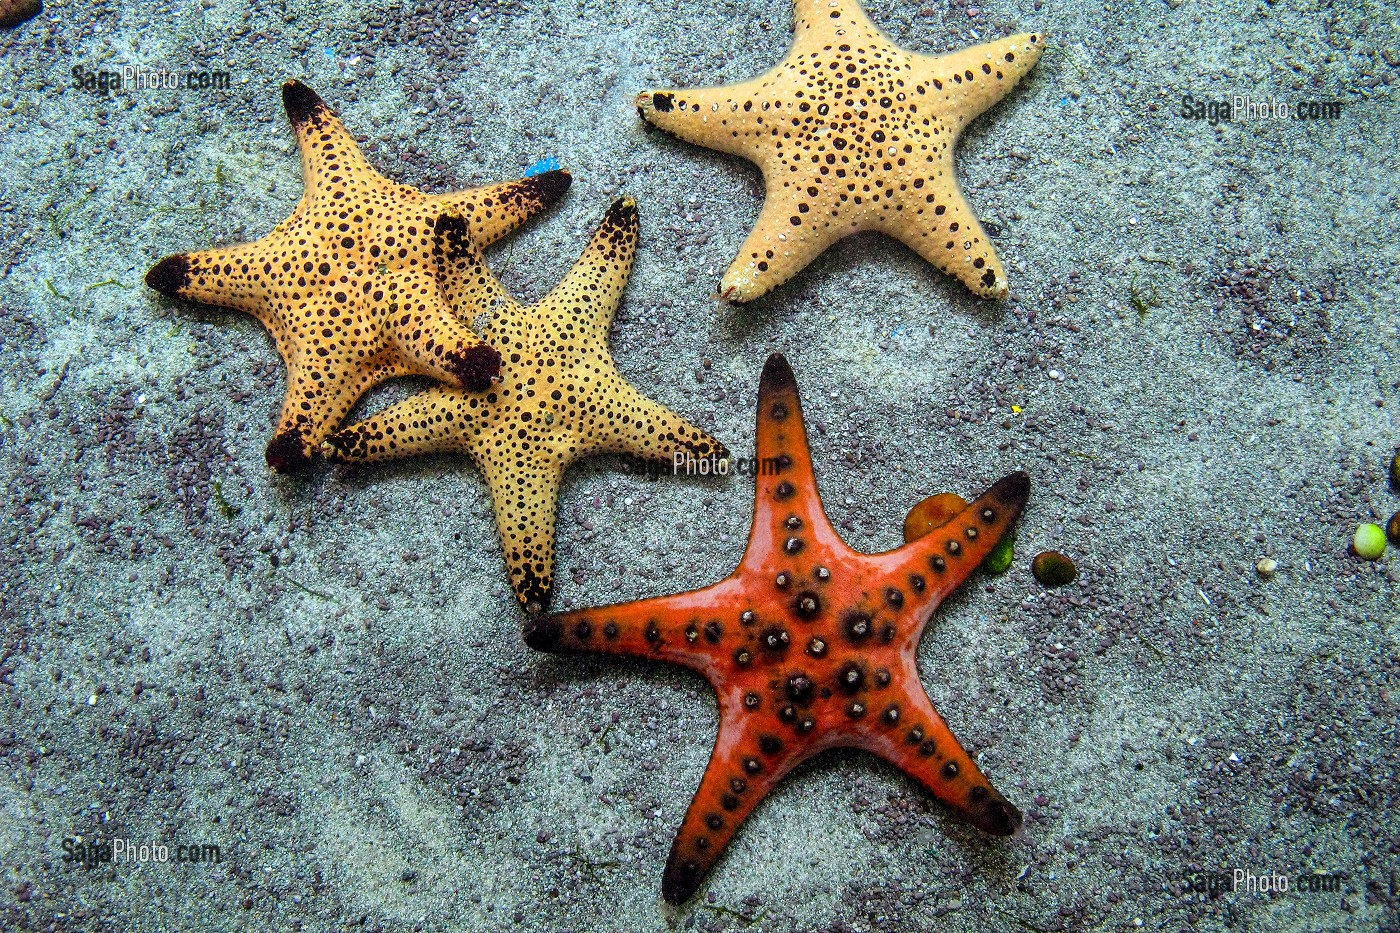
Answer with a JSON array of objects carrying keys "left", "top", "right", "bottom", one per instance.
[
  {"left": 266, "top": 356, "right": 405, "bottom": 473},
  {"left": 424, "top": 170, "right": 572, "bottom": 250},
  {"left": 540, "top": 196, "right": 639, "bottom": 343},
  {"left": 375, "top": 268, "right": 502, "bottom": 391},
  {"left": 791, "top": 0, "right": 879, "bottom": 40},
  {"left": 479, "top": 451, "right": 567, "bottom": 614},
  {"left": 144, "top": 240, "right": 274, "bottom": 319},
  {"left": 636, "top": 79, "right": 778, "bottom": 160},
  {"left": 280, "top": 80, "right": 378, "bottom": 199},
  {"left": 856, "top": 674, "right": 1022, "bottom": 835},
  {"left": 884, "top": 186, "right": 1009, "bottom": 298},
  {"left": 718, "top": 185, "right": 845, "bottom": 302},
  {"left": 432, "top": 211, "right": 514, "bottom": 326},
  {"left": 577, "top": 370, "right": 728, "bottom": 465},
  {"left": 911, "top": 32, "right": 1046, "bottom": 129},
  {"left": 319, "top": 386, "right": 476, "bottom": 464}
]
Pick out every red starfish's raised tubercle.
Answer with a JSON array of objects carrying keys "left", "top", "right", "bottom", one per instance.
[{"left": 525, "top": 353, "right": 1029, "bottom": 904}]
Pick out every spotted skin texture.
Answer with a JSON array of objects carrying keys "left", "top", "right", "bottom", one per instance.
[
  {"left": 144, "top": 80, "right": 572, "bottom": 473},
  {"left": 525, "top": 353, "right": 1029, "bottom": 904},
  {"left": 322, "top": 198, "right": 729, "bottom": 614},
  {"left": 637, "top": 0, "right": 1044, "bottom": 302}
]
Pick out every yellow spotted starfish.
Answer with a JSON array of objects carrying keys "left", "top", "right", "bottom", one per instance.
[
  {"left": 322, "top": 198, "right": 729, "bottom": 614},
  {"left": 145, "top": 80, "right": 572, "bottom": 473},
  {"left": 636, "top": 0, "right": 1044, "bottom": 302}
]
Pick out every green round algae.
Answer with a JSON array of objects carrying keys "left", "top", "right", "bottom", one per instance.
[
  {"left": 983, "top": 534, "right": 1016, "bottom": 575},
  {"left": 1389, "top": 512, "right": 1400, "bottom": 548},
  {"left": 1032, "top": 551, "right": 1077, "bottom": 586},
  {"left": 1352, "top": 523, "right": 1387, "bottom": 561}
]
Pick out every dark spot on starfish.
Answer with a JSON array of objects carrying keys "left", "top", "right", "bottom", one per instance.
[
  {"left": 761, "top": 353, "right": 797, "bottom": 391},
  {"left": 785, "top": 515, "right": 802, "bottom": 529},
  {"left": 843, "top": 612, "right": 872, "bottom": 642},
  {"left": 947, "top": 540, "right": 962, "bottom": 555},
  {"left": 706, "top": 814, "right": 723, "bottom": 830},
  {"left": 574, "top": 620, "right": 592, "bottom": 640},
  {"left": 942, "top": 761, "right": 960, "bottom": 779},
  {"left": 921, "top": 739, "right": 938, "bottom": 756},
  {"left": 521, "top": 615, "right": 563, "bottom": 651},
  {"left": 744, "top": 692, "right": 761, "bottom": 709},
  {"left": 885, "top": 587, "right": 904, "bottom": 608},
  {"left": 762, "top": 626, "right": 791, "bottom": 651},
  {"left": 981, "top": 269, "right": 998, "bottom": 288},
  {"left": 838, "top": 662, "right": 864, "bottom": 694},
  {"left": 908, "top": 725, "right": 926, "bottom": 744},
  {"left": 743, "top": 757, "right": 762, "bottom": 774},
  {"left": 771, "top": 403, "right": 788, "bottom": 420},
  {"left": 807, "top": 637, "right": 827, "bottom": 657},
  {"left": 776, "top": 481, "right": 796, "bottom": 499},
  {"left": 735, "top": 648, "right": 753, "bottom": 666},
  {"left": 145, "top": 254, "right": 191, "bottom": 297},
  {"left": 646, "top": 621, "right": 661, "bottom": 643},
  {"left": 785, "top": 537, "right": 804, "bottom": 554},
  {"left": 705, "top": 621, "right": 724, "bottom": 643},
  {"left": 909, "top": 574, "right": 926, "bottom": 593},
  {"left": 794, "top": 591, "right": 820, "bottom": 617},
  {"left": 265, "top": 429, "right": 311, "bottom": 474},
  {"left": 652, "top": 92, "right": 674, "bottom": 112},
  {"left": 787, "top": 674, "right": 814, "bottom": 704},
  {"left": 874, "top": 667, "right": 891, "bottom": 687},
  {"left": 759, "top": 735, "right": 783, "bottom": 755},
  {"left": 282, "top": 80, "right": 328, "bottom": 127},
  {"left": 604, "top": 622, "right": 619, "bottom": 639},
  {"left": 883, "top": 705, "right": 901, "bottom": 724},
  {"left": 741, "top": 610, "right": 757, "bottom": 625},
  {"left": 931, "top": 556, "right": 946, "bottom": 573},
  {"left": 779, "top": 704, "right": 797, "bottom": 722},
  {"left": 722, "top": 793, "right": 739, "bottom": 811}
]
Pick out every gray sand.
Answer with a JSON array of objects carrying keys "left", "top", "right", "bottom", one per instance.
[{"left": 1, "top": 0, "right": 1397, "bottom": 929}]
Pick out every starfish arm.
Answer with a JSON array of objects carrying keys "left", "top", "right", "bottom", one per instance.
[
  {"left": 791, "top": 0, "right": 880, "bottom": 41},
  {"left": 660, "top": 709, "right": 808, "bottom": 904},
  {"left": 857, "top": 673, "right": 1022, "bottom": 835},
  {"left": 576, "top": 371, "right": 729, "bottom": 465},
  {"left": 540, "top": 197, "right": 639, "bottom": 341},
  {"left": 479, "top": 451, "right": 567, "bottom": 614},
  {"left": 432, "top": 211, "right": 514, "bottom": 325},
  {"left": 377, "top": 269, "right": 502, "bottom": 391},
  {"left": 280, "top": 80, "right": 378, "bottom": 198},
  {"left": 423, "top": 170, "right": 573, "bottom": 249},
  {"left": 524, "top": 579, "right": 743, "bottom": 671},
  {"left": 635, "top": 82, "right": 776, "bottom": 160},
  {"left": 718, "top": 187, "right": 844, "bottom": 302},
  {"left": 740, "top": 354, "right": 846, "bottom": 569},
  {"left": 266, "top": 356, "right": 404, "bottom": 473},
  {"left": 145, "top": 241, "right": 274, "bottom": 319},
  {"left": 911, "top": 33, "right": 1046, "bottom": 129},
  {"left": 874, "top": 471, "right": 1029, "bottom": 627},
  {"left": 320, "top": 386, "right": 475, "bottom": 463},
  {"left": 884, "top": 186, "right": 1009, "bottom": 298}
]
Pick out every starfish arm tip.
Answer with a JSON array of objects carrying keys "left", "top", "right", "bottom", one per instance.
[
  {"left": 265, "top": 429, "right": 313, "bottom": 475},
  {"left": 992, "top": 470, "right": 1031, "bottom": 510},
  {"left": 522, "top": 614, "right": 564, "bottom": 651},
  {"left": 759, "top": 353, "right": 797, "bottom": 391},
  {"left": 281, "top": 79, "right": 328, "bottom": 127},
  {"left": 529, "top": 168, "right": 573, "bottom": 205},
  {"left": 145, "top": 254, "right": 190, "bottom": 298}
]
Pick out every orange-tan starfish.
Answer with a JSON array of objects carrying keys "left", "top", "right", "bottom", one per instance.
[
  {"left": 636, "top": 0, "right": 1044, "bottom": 302},
  {"left": 526, "top": 353, "right": 1029, "bottom": 903},
  {"left": 145, "top": 80, "right": 571, "bottom": 472},
  {"left": 322, "top": 199, "right": 728, "bottom": 614}
]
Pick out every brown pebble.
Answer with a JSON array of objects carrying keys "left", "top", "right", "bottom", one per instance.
[
  {"left": 902, "top": 492, "right": 967, "bottom": 543},
  {"left": 1032, "top": 551, "right": 1077, "bottom": 586},
  {"left": 1388, "top": 511, "right": 1400, "bottom": 548}
]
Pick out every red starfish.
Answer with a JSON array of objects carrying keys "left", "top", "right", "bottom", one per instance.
[{"left": 526, "top": 353, "right": 1029, "bottom": 904}]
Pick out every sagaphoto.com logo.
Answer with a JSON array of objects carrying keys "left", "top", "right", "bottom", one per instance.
[{"left": 71, "top": 64, "right": 231, "bottom": 97}]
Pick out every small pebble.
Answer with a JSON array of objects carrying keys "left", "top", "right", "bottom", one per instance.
[
  {"left": 1391, "top": 449, "right": 1400, "bottom": 489},
  {"left": 1255, "top": 557, "right": 1277, "bottom": 578},
  {"left": 1032, "top": 551, "right": 1077, "bottom": 586},
  {"left": 1388, "top": 512, "right": 1400, "bottom": 548},
  {"left": 983, "top": 535, "right": 1016, "bottom": 575},
  {"left": 1352, "top": 523, "right": 1387, "bottom": 561},
  {"left": 902, "top": 492, "right": 966, "bottom": 543}
]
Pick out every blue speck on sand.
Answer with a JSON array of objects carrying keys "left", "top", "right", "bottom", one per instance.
[{"left": 526, "top": 157, "right": 561, "bottom": 177}]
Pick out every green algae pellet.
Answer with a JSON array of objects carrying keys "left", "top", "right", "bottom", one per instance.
[
  {"left": 1387, "top": 512, "right": 1400, "bottom": 548},
  {"left": 1032, "top": 551, "right": 1077, "bottom": 586},
  {"left": 1353, "top": 523, "right": 1387, "bottom": 561},
  {"left": 983, "top": 534, "right": 1016, "bottom": 575}
]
